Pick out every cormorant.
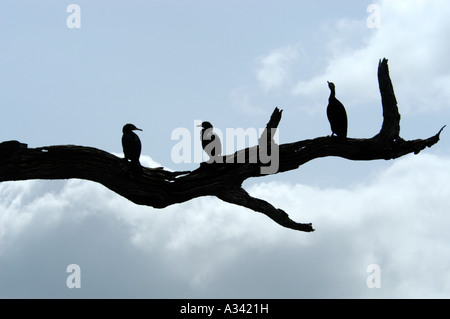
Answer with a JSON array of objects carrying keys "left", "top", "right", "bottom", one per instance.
[
  {"left": 327, "top": 81, "right": 348, "bottom": 138},
  {"left": 198, "top": 121, "right": 222, "bottom": 162},
  {"left": 122, "top": 123, "right": 142, "bottom": 165}
]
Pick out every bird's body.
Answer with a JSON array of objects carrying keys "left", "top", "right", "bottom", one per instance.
[
  {"left": 326, "top": 81, "right": 348, "bottom": 138},
  {"left": 198, "top": 121, "right": 222, "bottom": 161},
  {"left": 122, "top": 123, "right": 142, "bottom": 165}
]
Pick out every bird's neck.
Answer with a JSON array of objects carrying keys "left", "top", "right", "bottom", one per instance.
[
  {"left": 125, "top": 131, "right": 137, "bottom": 137},
  {"left": 329, "top": 89, "right": 336, "bottom": 99}
]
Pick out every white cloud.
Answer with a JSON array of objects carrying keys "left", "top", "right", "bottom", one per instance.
[
  {"left": 255, "top": 45, "right": 300, "bottom": 91},
  {"left": 292, "top": 0, "right": 450, "bottom": 114},
  {"left": 246, "top": 153, "right": 450, "bottom": 297},
  {"left": 1, "top": 153, "right": 450, "bottom": 297},
  {"left": 229, "top": 87, "right": 265, "bottom": 116}
]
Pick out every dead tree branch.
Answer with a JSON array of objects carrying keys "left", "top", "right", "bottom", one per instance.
[{"left": 0, "top": 59, "right": 444, "bottom": 232}]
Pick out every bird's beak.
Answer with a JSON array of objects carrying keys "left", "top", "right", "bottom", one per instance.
[
  {"left": 135, "top": 128, "right": 143, "bottom": 131},
  {"left": 327, "top": 81, "right": 330, "bottom": 84},
  {"left": 197, "top": 124, "right": 202, "bottom": 127}
]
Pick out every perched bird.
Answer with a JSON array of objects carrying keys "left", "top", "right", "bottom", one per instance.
[
  {"left": 327, "top": 81, "right": 348, "bottom": 138},
  {"left": 198, "top": 121, "right": 222, "bottom": 161},
  {"left": 122, "top": 123, "right": 142, "bottom": 165}
]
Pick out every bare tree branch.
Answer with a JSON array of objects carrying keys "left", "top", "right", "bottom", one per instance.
[{"left": 0, "top": 59, "right": 444, "bottom": 232}]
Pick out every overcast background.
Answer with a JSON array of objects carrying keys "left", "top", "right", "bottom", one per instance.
[{"left": 1, "top": 0, "right": 450, "bottom": 298}]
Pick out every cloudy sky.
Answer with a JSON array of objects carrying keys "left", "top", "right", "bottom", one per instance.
[{"left": 1, "top": 0, "right": 450, "bottom": 298}]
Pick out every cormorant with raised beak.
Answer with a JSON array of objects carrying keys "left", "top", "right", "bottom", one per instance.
[
  {"left": 122, "top": 123, "right": 142, "bottom": 165},
  {"left": 198, "top": 121, "right": 222, "bottom": 162},
  {"left": 327, "top": 81, "right": 348, "bottom": 138}
]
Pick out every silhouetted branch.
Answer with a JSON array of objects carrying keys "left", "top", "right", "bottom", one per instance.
[
  {"left": 0, "top": 59, "right": 444, "bottom": 232},
  {"left": 217, "top": 188, "right": 313, "bottom": 232}
]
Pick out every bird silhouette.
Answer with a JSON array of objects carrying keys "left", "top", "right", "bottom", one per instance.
[
  {"left": 122, "top": 123, "right": 142, "bottom": 165},
  {"left": 198, "top": 121, "right": 222, "bottom": 162},
  {"left": 327, "top": 81, "right": 348, "bottom": 138}
]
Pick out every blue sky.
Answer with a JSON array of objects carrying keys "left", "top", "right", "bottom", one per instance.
[{"left": 1, "top": 0, "right": 450, "bottom": 298}]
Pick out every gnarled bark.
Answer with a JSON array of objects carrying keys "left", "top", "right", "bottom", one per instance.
[{"left": 0, "top": 59, "right": 444, "bottom": 232}]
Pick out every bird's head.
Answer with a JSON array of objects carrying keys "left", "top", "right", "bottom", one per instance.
[
  {"left": 123, "top": 123, "right": 143, "bottom": 133},
  {"left": 197, "top": 121, "right": 213, "bottom": 130},
  {"left": 327, "top": 81, "right": 335, "bottom": 91}
]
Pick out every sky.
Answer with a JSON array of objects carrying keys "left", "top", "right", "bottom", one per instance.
[{"left": 0, "top": 0, "right": 449, "bottom": 298}]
